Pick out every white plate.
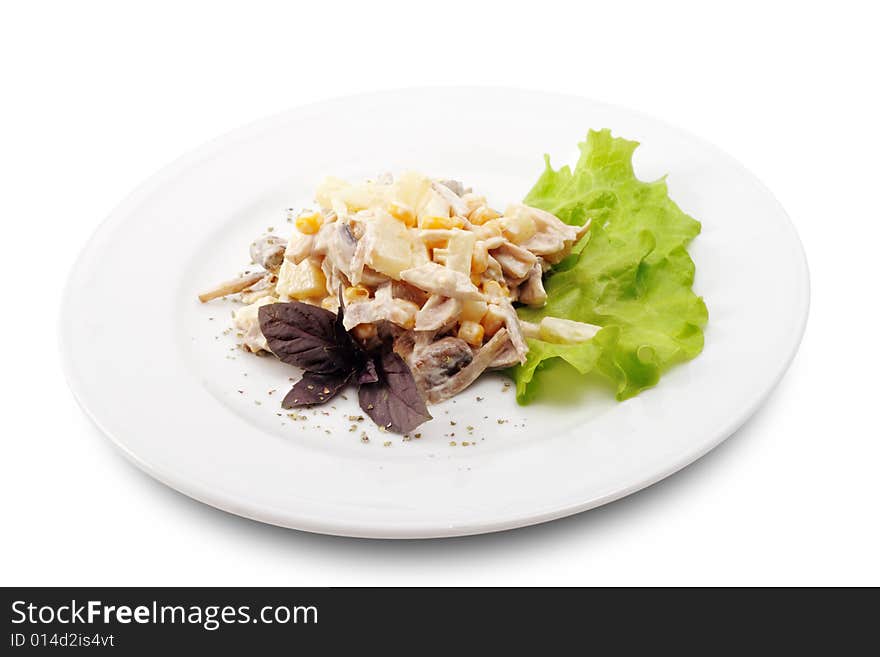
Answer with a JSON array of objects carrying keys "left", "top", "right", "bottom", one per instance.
[{"left": 60, "top": 88, "right": 809, "bottom": 538}]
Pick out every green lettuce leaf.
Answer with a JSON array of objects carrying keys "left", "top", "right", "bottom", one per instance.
[{"left": 513, "top": 129, "right": 708, "bottom": 403}]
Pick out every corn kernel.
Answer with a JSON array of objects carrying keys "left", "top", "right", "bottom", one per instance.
[
  {"left": 393, "top": 299, "right": 420, "bottom": 330},
  {"left": 481, "top": 306, "right": 506, "bottom": 337},
  {"left": 388, "top": 201, "right": 417, "bottom": 227},
  {"left": 295, "top": 210, "right": 324, "bottom": 235},
  {"left": 420, "top": 232, "right": 451, "bottom": 249},
  {"left": 320, "top": 296, "right": 339, "bottom": 311},
  {"left": 461, "top": 300, "right": 488, "bottom": 323},
  {"left": 473, "top": 219, "right": 503, "bottom": 240},
  {"left": 458, "top": 320, "right": 485, "bottom": 347},
  {"left": 482, "top": 280, "right": 508, "bottom": 299},
  {"left": 344, "top": 285, "right": 370, "bottom": 303},
  {"left": 420, "top": 215, "right": 464, "bottom": 230},
  {"left": 471, "top": 242, "right": 489, "bottom": 274},
  {"left": 352, "top": 323, "right": 377, "bottom": 342},
  {"left": 469, "top": 206, "right": 501, "bottom": 225}
]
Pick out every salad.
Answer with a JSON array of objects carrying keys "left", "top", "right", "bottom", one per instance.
[{"left": 199, "top": 130, "right": 708, "bottom": 433}]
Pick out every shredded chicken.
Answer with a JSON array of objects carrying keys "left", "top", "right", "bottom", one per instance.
[
  {"left": 240, "top": 273, "right": 278, "bottom": 304},
  {"left": 415, "top": 295, "right": 462, "bottom": 331},
  {"left": 198, "top": 271, "right": 266, "bottom": 303},
  {"left": 518, "top": 263, "right": 547, "bottom": 307},
  {"left": 284, "top": 233, "right": 315, "bottom": 265},
  {"left": 342, "top": 282, "right": 418, "bottom": 330},
  {"left": 511, "top": 203, "right": 591, "bottom": 263},
  {"left": 487, "top": 333, "right": 522, "bottom": 369},
  {"left": 399, "top": 262, "right": 483, "bottom": 301},
  {"left": 483, "top": 255, "right": 505, "bottom": 283},
  {"left": 432, "top": 181, "right": 470, "bottom": 217},
  {"left": 491, "top": 300, "right": 528, "bottom": 364},
  {"left": 492, "top": 242, "right": 538, "bottom": 280},
  {"left": 314, "top": 221, "right": 357, "bottom": 279}
]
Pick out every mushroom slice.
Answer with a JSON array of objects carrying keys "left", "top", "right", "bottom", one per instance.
[
  {"left": 250, "top": 235, "right": 287, "bottom": 272},
  {"left": 359, "top": 267, "right": 391, "bottom": 287},
  {"left": 424, "top": 329, "right": 510, "bottom": 404},
  {"left": 408, "top": 336, "right": 475, "bottom": 395},
  {"left": 436, "top": 179, "right": 466, "bottom": 196},
  {"left": 392, "top": 280, "right": 430, "bottom": 307}
]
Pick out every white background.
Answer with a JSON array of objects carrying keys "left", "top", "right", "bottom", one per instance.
[{"left": 1, "top": 1, "right": 877, "bottom": 586}]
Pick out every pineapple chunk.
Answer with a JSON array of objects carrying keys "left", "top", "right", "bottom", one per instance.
[
  {"left": 432, "top": 230, "right": 475, "bottom": 274},
  {"left": 315, "top": 176, "right": 350, "bottom": 209},
  {"left": 363, "top": 211, "right": 414, "bottom": 279},
  {"left": 392, "top": 171, "right": 432, "bottom": 210},
  {"left": 417, "top": 188, "right": 451, "bottom": 225},
  {"left": 276, "top": 258, "right": 327, "bottom": 300},
  {"left": 315, "top": 176, "right": 388, "bottom": 213},
  {"left": 501, "top": 204, "right": 538, "bottom": 243},
  {"left": 539, "top": 317, "right": 601, "bottom": 344}
]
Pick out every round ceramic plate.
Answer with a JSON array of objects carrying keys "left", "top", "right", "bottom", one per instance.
[{"left": 60, "top": 88, "right": 809, "bottom": 538}]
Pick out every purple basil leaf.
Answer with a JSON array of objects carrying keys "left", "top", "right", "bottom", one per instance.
[
  {"left": 358, "top": 351, "right": 432, "bottom": 433},
  {"left": 357, "top": 357, "right": 379, "bottom": 385},
  {"left": 259, "top": 302, "right": 357, "bottom": 374},
  {"left": 281, "top": 370, "right": 353, "bottom": 408}
]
